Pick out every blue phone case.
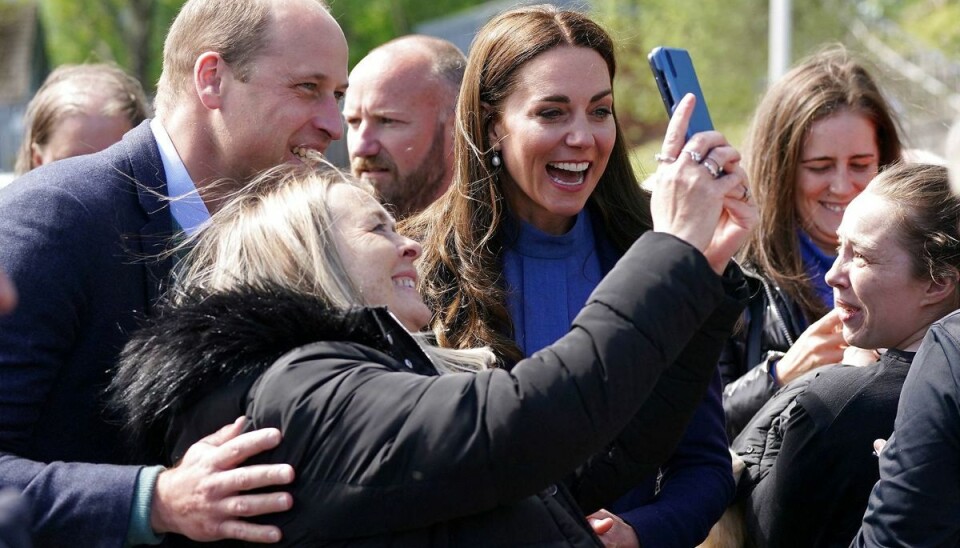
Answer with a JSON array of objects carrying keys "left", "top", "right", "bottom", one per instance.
[{"left": 648, "top": 46, "right": 714, "bottom": 140}]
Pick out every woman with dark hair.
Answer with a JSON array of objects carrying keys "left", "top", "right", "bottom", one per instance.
[
  {"left": 721, "top": 47, "right": 904, "bottom": 438},
  {"left": 402, "top": 5, "right": 751, "bottom": 546},
  {"left": 732, "top": 163, "right": 959, "bottom": 546},
  {"left": 855, "top": 124, "right": 960, "bottom": 546},
  {"left": 112, "top": 143, "right": 754, "bottom": 544}
]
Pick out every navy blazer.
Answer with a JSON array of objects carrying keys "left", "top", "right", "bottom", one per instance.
[{"left": 0, "top": 121, "right": 171, "bottom": 547}]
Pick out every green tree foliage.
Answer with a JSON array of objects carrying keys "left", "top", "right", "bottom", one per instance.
[
  {"left": 39, "top": 0, "right": 182, "bottom": 95},
  {"left": 594, "top": 0, "right": 848, "bottom": 146},
  {"left": 32, "top": 0, "right": 955, "bottom": 128},
  {"left": 899, "top": 0, "right": 960, "bottom": 51},
  {"left": 36, "top": 0, "right": 487, "bottom": 93},
  {"left": 328, "top": 0, "right": 485, "bottom": 67}
]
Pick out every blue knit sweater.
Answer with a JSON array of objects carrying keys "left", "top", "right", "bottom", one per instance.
[{"left": 502, "top": 209, "right": 735, "bottom": 547}]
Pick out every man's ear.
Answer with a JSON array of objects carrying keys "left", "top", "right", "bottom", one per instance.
[{"left": 195, "top": 52, "right": 227, "bottom": 110}]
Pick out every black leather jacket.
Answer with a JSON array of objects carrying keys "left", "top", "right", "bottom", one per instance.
[{"left": 719, "top": 266, "right": 809, "bottom": 440}]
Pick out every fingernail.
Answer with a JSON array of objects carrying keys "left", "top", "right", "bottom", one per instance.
[{"left": 269, "top": 529, "right": 281, "bottom": 542}]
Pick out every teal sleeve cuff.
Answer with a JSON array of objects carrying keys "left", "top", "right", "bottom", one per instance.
[{"left": 127, "top": 465, "right": 166, "bottom": 546}]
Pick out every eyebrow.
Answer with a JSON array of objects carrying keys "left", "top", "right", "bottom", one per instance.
[
  {"left": 537, "top": 89, "right": 613, "bottom": 103},
  {"left": 370, "top": 109, "right": 409, "bottom": 119},
  {"left": 292, "top": 72, "right": 349, "bottom": 90},
  {"left": 292, "top": 72, "right": 329, "bottom": 82},
  {"left": 845, "top": 234, "right": 881, "bottom": 255},
  {"left": 801, "top": 153, "right": 877, "bottom": 163},
  {"left": 371, "top": 208, "right": 395, "bottom": 224}
]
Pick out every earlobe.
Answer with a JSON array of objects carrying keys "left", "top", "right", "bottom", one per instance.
[{"left": 195, "top": 52, "right": 226, "bottom": 110}]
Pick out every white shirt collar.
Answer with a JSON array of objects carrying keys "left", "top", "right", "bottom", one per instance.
[{"left": 150, "top": 118, "right": 210, "bottom": 236}]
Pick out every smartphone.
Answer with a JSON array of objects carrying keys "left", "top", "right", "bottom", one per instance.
[{"left": 648, "top": 46, "right": 714, "bottom": 140}]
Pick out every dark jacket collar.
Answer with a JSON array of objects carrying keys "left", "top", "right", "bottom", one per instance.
[{"left": 121, "top": 120, "right": 174, "bottom": 306}]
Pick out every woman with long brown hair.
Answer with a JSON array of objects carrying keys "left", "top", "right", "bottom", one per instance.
[
  {"left": 403, "top": 5, "right": 753, "bottom": 546},
  {"left": 721, "top": 47, "right": 903, "bottom": 438}
]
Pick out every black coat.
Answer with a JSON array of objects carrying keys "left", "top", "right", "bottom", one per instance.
[
  {"left": 732, "top": 350, "right": 912, "bottom": 547},
  {"left": 115, "top": 232, "right": 747, "bottom": 546},
  {"left": 719, "top": 266, "right": 809, "bottom": 440}
]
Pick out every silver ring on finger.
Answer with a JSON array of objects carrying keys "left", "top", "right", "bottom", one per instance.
[
  {"left": 740, "top": 184, "right": 750, "bottom": 202},
  {"left": 702, "top": 157, "right": 722, "bottom": 178},
  {"left": 684, "top": 149, "right": 704, "bottom": 163},
  {"left": 654, "top": 152, "right": 677, "bottom": 164}
]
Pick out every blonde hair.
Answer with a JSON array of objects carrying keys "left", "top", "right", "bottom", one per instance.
[{"left": 176, "top": 159, "right": 494, "bottom": 372}]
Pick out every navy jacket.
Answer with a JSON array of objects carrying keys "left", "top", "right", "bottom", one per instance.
[{"left": 0, "top": 121, "right": 171, "bottom": 547}]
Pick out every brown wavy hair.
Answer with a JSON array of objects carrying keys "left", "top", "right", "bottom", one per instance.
[
  {"left": 868, "top": 163, "right": 960, "bottom": 286},
  {"left": 739, "top": 46, "right": 903, "bottom": 321},
  {"left": 400, "top": 4, "right": 652, "bottom": 365}
]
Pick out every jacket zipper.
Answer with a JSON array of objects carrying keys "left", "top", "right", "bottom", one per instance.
[{"left": 761, "top": 279, "right": 795, "bottom": 346}]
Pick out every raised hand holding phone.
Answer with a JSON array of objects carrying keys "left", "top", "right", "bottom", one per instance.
[
  {"left": 648, "top": 51, "right": 758, "bottom": 273},
  {"left": 648, "top": 46, "right": 714, "bottom": 140}
]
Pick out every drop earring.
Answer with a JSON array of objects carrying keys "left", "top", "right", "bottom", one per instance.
[{"left": 491, "top": 151, "right": 502, "bottom": 168}]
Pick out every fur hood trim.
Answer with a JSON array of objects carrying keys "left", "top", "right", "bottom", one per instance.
[{"left": 110, "top": 284, "right": 427, "bottom": 459}]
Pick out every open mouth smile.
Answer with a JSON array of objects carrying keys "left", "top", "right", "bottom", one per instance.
[{"left": 547, "top": 161, "right": 589, "bottom": 187}]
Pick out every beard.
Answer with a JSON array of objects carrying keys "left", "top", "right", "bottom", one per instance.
[{"left": 351, "top": 123, "right": 449, "bottom": 219}]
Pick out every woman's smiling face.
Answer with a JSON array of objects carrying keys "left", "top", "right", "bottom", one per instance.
[
  {"left": 328, "top": 183, "right": 432, "bottom": 331},
  {"left": 490, "top": 46, "right": 616, "bottom": 235},
  {"left": 795, "top": 110, "right": 879, "bottom": 255}
]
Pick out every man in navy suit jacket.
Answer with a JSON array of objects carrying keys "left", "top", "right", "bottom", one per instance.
[
  {"left": 0, "top": 268, "right": 13, "bottom": 316},
  {"left": 0, "top": 0, "right": 347, "bottom": 545}
]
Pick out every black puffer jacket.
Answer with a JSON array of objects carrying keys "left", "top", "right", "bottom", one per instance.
[
  {"left": 719, "top": 266, "right": 809, "bottom": 439},
  {"left": 732, "top": 350, "right": 912, "bottom": 547},
  {"left": 114, "top": 232, "right": 747, "bottom": 546}
]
